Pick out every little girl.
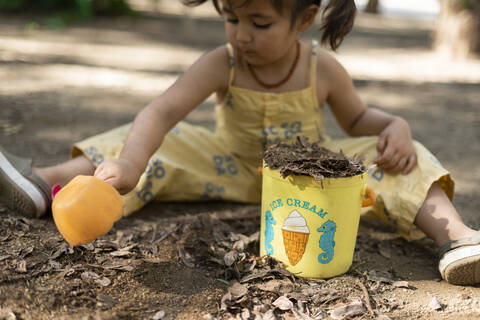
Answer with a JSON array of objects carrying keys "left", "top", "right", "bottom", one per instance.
[{"left": 1, "top": 0, "right": 479, "bottom": 285}]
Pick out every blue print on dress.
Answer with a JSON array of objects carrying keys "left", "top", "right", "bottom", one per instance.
[
  {"left": 370, "top": 168, "right": 384, "bottom": 182},
  {"left": 83, "top": 146, "right": 104, "bottom": 165},
  {"left": 317, "top": 220, "right": 336, "bottom": 264},
  {"left": 170, "top": 127, "right": 181, "bottom": 135},
  {"left": 312, "top": 41, "right": 318, "bottom": 56},
  {"left": 429, "top": 155, "right": 440, "bottom": 165},
  {"left": 213, "top": 155, "right": 238, "bottom": 176},
  {"left": 282, "top": 121, "right": 302, "bottom": 139},
  {"left": 202, "top": 182, "right": 225, "bottom": 200},
  {"left": 137, "top": 158, "right": 166, "bottom": 203},
  {"left": 264, "top": 210, "right": 276, "bottom": 255},
  {"left": 262, "top": 125, "right": 280, "bottom": 145},
  {"left": 226, "top": 91, "right": 234, "bottom": 109},
  {"left": 262, "top": 121, "right": 303, "bottom": 146}
]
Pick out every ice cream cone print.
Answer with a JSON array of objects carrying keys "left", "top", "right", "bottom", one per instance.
[{"left": 281, "top": 210, "right": 309, "bottom": 266}]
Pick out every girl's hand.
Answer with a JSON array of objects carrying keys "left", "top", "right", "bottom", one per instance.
[
  {"left": 374, "top": 117, "right": 417, "bottom": 175},
  {"left": 94, "top": 159, "right": 143, "bottom": 195}
]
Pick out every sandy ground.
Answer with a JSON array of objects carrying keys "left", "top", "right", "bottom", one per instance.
[{"left": 0, "top": 3, "right": 479, "bottom": 320}]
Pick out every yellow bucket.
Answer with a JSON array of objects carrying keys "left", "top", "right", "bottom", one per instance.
[{"left": 259, "top": 163, "right": 375, "bottom": 278}]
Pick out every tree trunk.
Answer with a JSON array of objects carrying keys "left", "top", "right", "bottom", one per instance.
[
  {"left": 365, "top": 0, "right": 379, "bottom": 14},
  {"left": 434, "top": 0, "right": 480, "bottom": 59}
]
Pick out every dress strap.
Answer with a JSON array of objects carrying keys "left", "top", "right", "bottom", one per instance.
[
  {"left": 226, "top": 43, "right": 236, "bottom": 87},
  {"left": 310, "top": 40, "right": 319, "bottom": 90}
]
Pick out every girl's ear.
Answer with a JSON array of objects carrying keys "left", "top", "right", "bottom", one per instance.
[{"left": 297, "top": 5, "right": 319, "bottom": 32}]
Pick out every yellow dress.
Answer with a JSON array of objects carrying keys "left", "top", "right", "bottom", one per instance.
[{"left": 73, "top": 41, "right": 453, "bottom": 241}]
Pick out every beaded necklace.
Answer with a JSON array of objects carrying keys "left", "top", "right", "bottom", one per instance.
[{"left": 247, "top": 40, "right": 300, "bottom": 89}]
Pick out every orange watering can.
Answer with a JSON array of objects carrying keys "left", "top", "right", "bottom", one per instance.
[{"left": 51, "top": 175, "right": 124, "bottom": 246}]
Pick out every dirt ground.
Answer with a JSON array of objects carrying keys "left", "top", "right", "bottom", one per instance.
[{"left": 1, "top": 3, "right": 480, "bottom": 320}]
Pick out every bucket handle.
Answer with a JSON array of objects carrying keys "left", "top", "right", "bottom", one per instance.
[{"left": 362, "top": 186, "right": 376, "bottom": 207}]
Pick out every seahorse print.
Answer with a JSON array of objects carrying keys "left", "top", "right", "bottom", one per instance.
[
  {"left": 317, "top": 220, "right": 336, "bottom": 264},
  {"left": 264, "top": 210, "right": 276, "bottom": 255}
]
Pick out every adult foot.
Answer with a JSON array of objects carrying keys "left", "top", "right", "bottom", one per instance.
[
  {"left": 438, "top": 233, "right": 480, "bottom": 285},
  {"left": 0, "top": 146, "right": 51, "bottom": 218}
]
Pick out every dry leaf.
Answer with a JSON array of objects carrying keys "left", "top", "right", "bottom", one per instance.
[
  {"left": 262, "top": 309, "right": 277, "bottom": 320},
  {"left": 95, "top": 240, "right": 119, "bottom": 251},
  {"left": 0, "top": 229, "right": 10, "bottom": 242},
  {"left": 272, "top": 296, "right": 293, "bottom": 311},
  {"left": 94, "top": 277, "right": 111, "bottom": 287},
  {"left": 224, "top": 250, "right": 238, "bottom": 267},
  {"left": 100, "top": 262, "right": 135, "bottom": 272},
  {"left": 152, "top": 231, "right": 170, "bottom": 244},
  {"left": 248, "top": 231, "right": 259, "bottom": 243},
  {"left": 16, "top": 260, "right": 27, "bottom": 273},
  {"left": 287, "top": 292, "right": 309, "bottom": 303},
  {"left": 233, "top": 240, "right": 245, "bottom": 252},
  {"left": 96, "top": 294, "right": 116, "bottom": 309},
  {"left": 49, "top": 260, "right": 63, "bottom": 270},
  {"left": 240, "top": 270, "right": 269, "bottom": 283},
  {"left": 50, "top": 244, "right": 71, "bottom": 260},
  {"left": 392, "top": 281, "right": 409, "bottom": 289},
  {"left": 367, "top": 270, "right": 393, "bottom": 284},
  {"left": 310, "top": 308, "right": 328, "bottom": 319},
  {"left": 292, "top": 308, "right": 315, "bottom": 320},
  {"left": 240, "top": 308, "right": 250, "bottom": 320},
  {"left": 110, "top": 250, "right": 133, "bottom": 257},
  {"left": 220, "top": 292, "right": 232, "bottom": 311},
  {"left": 379, "top": 247, "right": 392, "bottom": 259},
  {"left": 329, "top": 298, "right": 366, "bottom": 319},
  {"left": 256, "top": 280, "right": 282, "bottom": 292},
  {"left": 152, "top": 310, "right": 166, "bottom": 320},
  {"left": 178, "top": 247, "right": 195, "bottom": 268},
  {"left": 81, "top": 243, "right": 95, "bottom": 251},
  {"left": 110, "top": 244, "right": 137, "bottom": 257},
  {"left": 228, "top": 281, "right": 248, "bottom": 299},
  {"left": 0, "top": 307, "right": 16, "bottom": 320},
  {"left": 81, "top": 271, "right": 100, "bottom": 281},
  {"left": 429, "top": 296, "right": 442, "bottom": 310},
  {"left": 19, "top": 246, "right": 34, "bottom": 259}
]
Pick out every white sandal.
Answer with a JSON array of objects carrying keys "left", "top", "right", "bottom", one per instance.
[{"left": 438, "top": 233, "right": 480, "bottom": 285}]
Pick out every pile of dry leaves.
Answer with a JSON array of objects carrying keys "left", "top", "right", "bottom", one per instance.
[
  {"left": 0, "top": 206, "right": 421, "bottom": 320},
  {"left": 194, "top": 212, "right": 402, "bottom": 320},
  {"left": 263, "top": 136, "right": 366, "bottom": 183}
]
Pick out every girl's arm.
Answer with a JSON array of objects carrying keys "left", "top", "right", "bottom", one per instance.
[
  {"left": 94, "top": 46, "right": 230, "bottom": 194},
  {"left": 319, "top": 52, "right": 417, "bottom": 174}
]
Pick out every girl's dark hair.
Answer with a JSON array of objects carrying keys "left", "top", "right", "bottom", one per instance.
[{"left": 182, "top": 0, "right": 356, "bottom": 51}]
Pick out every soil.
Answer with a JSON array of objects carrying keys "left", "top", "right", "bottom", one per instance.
[
  {"left": 1, "top": 3, "right": 480, "bottom": 320},
  {"left": 263, "top": 136, "right": 367, "bottom": 181}
]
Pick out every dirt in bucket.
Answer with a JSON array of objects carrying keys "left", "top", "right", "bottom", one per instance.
[{"left": 263, "top": 136, "right": 367, "bottom": 182}]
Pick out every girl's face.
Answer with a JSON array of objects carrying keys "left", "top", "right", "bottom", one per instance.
[{"left": 221, "top": 0, "right": 301, "bottom": 66}]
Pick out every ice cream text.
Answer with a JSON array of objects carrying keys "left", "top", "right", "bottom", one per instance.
[{"left": 268, "top": 198, "right": 328, "bottom": 218}]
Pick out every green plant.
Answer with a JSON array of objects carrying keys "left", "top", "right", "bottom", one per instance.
[
  {"left": 0, "top": 0, "right": 25, "bottom": 11},
  {"left": 459, "top": 0, "right": 480, "bottom": 11}
]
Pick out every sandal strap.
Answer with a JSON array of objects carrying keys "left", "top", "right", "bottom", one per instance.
[{"left": 438, "top": 233, "right": 480, "bottom": 258}]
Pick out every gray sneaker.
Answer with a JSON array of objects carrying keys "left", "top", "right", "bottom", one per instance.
[
  {"left": 438, "top": 233, "right": 480, "bottom": 285},
  {"left": 0, "top": 146, "right": 51, "bottom": 218}
]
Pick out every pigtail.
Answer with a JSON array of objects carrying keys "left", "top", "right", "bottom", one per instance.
[{"left": 320, "top": 0, "right": 357, "bottom": 51}]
